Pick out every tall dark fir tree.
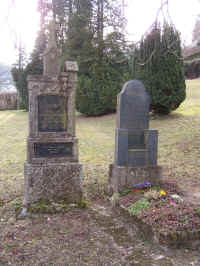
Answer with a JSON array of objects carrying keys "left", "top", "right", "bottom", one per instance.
[
  {"left": 134, "top": 23, "right": 186, "bottom": 114},
  {"left": 32, "top": 0, "right": 130, "bottom": 115}
]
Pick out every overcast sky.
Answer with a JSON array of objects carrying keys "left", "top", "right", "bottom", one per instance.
[
  {"left": 0, "top": 0, "right": 39, "bottom": 65},
  {"left": 126, "top": 0, "right": 200, "bottom": 43},
  {"left": 0, "top": 0, "right": 200, "bottom": 65}
]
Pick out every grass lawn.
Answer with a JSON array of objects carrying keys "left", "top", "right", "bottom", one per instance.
[{"left": 0, "top": 79, "right": 200, "bottom": 203}]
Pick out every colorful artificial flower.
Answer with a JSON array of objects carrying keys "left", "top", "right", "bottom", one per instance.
[
  {"left": 133, "top": 182, "right": 151, "bottom": 190},
  {"left": 160, "top": 190, "right": 166, "bottom": 196}
]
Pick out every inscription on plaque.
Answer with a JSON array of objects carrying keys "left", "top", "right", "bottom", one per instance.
[
  {"left": 34, "top": 143, "right": 73, "bottom": 157},
  {"left": 38, "top": 95, "right": 67, "bottom": 132}
]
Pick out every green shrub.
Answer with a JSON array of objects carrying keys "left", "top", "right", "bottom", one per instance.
[
  {"left": 76, "top": 62, "right": 130, "bottom": 116},
  {"left": 120, "top": 189, "right": 132, "bottom": 197},
  {"left": 128, "top": 198, "right": 151, "bottom": 216},
  {"left": 196, "top": 207, "right": 200, "bottom": 217},
  {"left": 11, "top": 68, "right": 28, "bottom": 110},
  {"left": 134, "top": 23, "right": 186, "bottom": 115}
]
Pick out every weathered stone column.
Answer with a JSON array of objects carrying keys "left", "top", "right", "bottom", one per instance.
[{"left": 23, "top": 23, "right": 82, "bottom": 208}]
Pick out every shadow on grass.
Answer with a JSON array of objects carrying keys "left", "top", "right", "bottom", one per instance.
[{"left": 151, "top": 112, "right": 185, "bottom": 121}]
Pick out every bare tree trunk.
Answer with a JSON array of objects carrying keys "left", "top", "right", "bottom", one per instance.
[
  {"left": 97, "top": 0, "right": 104, "bottom": 60},
  {"left": 17, "top": 42, "right": 23, "bottom": 109}
]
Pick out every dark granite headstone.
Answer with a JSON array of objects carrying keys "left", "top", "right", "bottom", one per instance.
[
  {"left": 118, "top": 80, "right": 149, "bottom": 130},
  {"left": 108, "top": 80, "right": 161, "bottom": 194},
  {"left": 115, "top": 80, "right": 158, "bottom": 167}
]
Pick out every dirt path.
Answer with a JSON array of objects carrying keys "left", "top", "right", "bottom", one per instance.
[{"left": 0, "top": 200, "right": 200, "bottom": 265}]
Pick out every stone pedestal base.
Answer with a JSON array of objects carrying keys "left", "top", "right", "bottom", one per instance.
[
  {"left": 23, "top": 162, "right": 83, "bottom": 206},
  {"left": 108, "top": 164, "right": 162, "bottom": 195}
]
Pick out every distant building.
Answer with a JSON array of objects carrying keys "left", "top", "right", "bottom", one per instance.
[{"left": 183, "top": 46, "right": 200, "bottom": 61}]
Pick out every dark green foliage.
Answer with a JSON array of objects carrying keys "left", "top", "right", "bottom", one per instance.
[
  {"left": 134, "top": 24, "right": 186, "bottom": 115},
  {"left": 184, "top": 59, "right": 200, "bottom": 79},
  {"left": 76, "top": 61, "right": 130, "bottom": 116},
  {"left": 11, "top": 45, "right": 28, "bottom": 110},
  {"left": 76, "top": 31, "right": 131, "bottom": 116},
  {"left": 11, "top": 67, "right": 28, "bottom": 110},
  {"left": 11, "top": 30, "right": 45, "bottom": 110},
  {"left": 62, "top": 0, "right": 130, "bottom": 116},
  {"left": 12, "top": 57, "right": 43, "bottom": 111},
  {"left": 128, "top": 199, "right": 151, "bottom": 216},
  {"left": 26, "top": 29, "right": 46, "bottom": 76},
  {"left": 34, "top": 0, "right": 129, "bottom": 116},
  {"left": 62, "top": 0, "right": 94, "bottom": 76}
]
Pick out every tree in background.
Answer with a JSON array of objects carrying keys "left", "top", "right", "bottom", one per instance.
[
  {"left": 11, "top": 29, "right": 47, "bottom": 110},
  {"left": 63, "top": 0, "right": 94, "bottom": 74},
  {"left": 192, "top": 16, "right": 200, "bottom": 46},
  {"left": 134, "top": 23, "right": 186, "bottom": 114},
  {"left": 11, "top": 42, "right": 28, "bottom": 109},
  {"left": 71, "top": 0, "right": 130, "bottom": 115},
  {"left": 25, "top": 29, "right": 46, "bottom": 75},
  {"left": 10, "top": 0, "right": 186, "bottom": 115},
  {"left": 36, "top": 0, "right": 130, "bottom": 116},
  {"left": 12, "top": 0, "right": 129, "bottom": 114}
]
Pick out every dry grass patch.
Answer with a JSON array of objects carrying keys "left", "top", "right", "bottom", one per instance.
[{"left": 0, "top": 80, "right": 200, "bottom": 205}]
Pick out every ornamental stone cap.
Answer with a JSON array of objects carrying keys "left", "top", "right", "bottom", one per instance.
[
  {"left": 65, "top": 61, "right": 79, "bottom": 72},
  {"left": 43, "top": 20, "right": 61, "bottom": 77}
]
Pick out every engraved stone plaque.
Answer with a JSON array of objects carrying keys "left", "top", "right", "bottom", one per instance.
[
  {"left": 34, "top": 143, "right": 73, "bottom": 158},
  {"left": 38, "top": 95, "right": 67, "bottom": 132}
]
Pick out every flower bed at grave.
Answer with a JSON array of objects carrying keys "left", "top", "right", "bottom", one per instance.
[{"left": 118, "top": 179, "right": 200, "bottom": 249}]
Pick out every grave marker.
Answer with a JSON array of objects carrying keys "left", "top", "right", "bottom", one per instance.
[
  {"left": 23, "top": 22, "right": 82, "bottom": 208},
  {"left": 108, "top": 80, "right": 162, "bottom": 194}
]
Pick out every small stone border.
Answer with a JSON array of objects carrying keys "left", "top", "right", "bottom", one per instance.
[{"left": 116, "top": 203, "right": 200, "bottom": 249}]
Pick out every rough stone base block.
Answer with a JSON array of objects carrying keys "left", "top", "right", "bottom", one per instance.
[
  {"left": 108, "top": 164, "right": 162, "bottom": 194},
  {"left": 24, "top": 162, "right": 83, "bottom": 206}
]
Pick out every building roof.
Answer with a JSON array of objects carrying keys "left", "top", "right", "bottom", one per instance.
[{"left": 183, "top": 46, "right": 200, "bottom": 58}]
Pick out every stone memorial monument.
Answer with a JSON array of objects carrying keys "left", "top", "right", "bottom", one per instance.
[
  {"left": 108, "top": 80, "right": 162, "bottom": 194},
  {"left": 23, "top": 22, "right": 82, "bottom": 208}
]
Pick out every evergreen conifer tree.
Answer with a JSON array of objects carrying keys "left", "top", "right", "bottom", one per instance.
[
  {"left": 134, "top": 23, "right": 186, "bottom": 114},
  {"left": 31, "top": 0, "right": 130, "bottom": 115}
]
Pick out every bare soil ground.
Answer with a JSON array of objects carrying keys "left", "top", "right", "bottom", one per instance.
[{"left": 1, "top": 200, "right": 200, "bottom": 265}]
